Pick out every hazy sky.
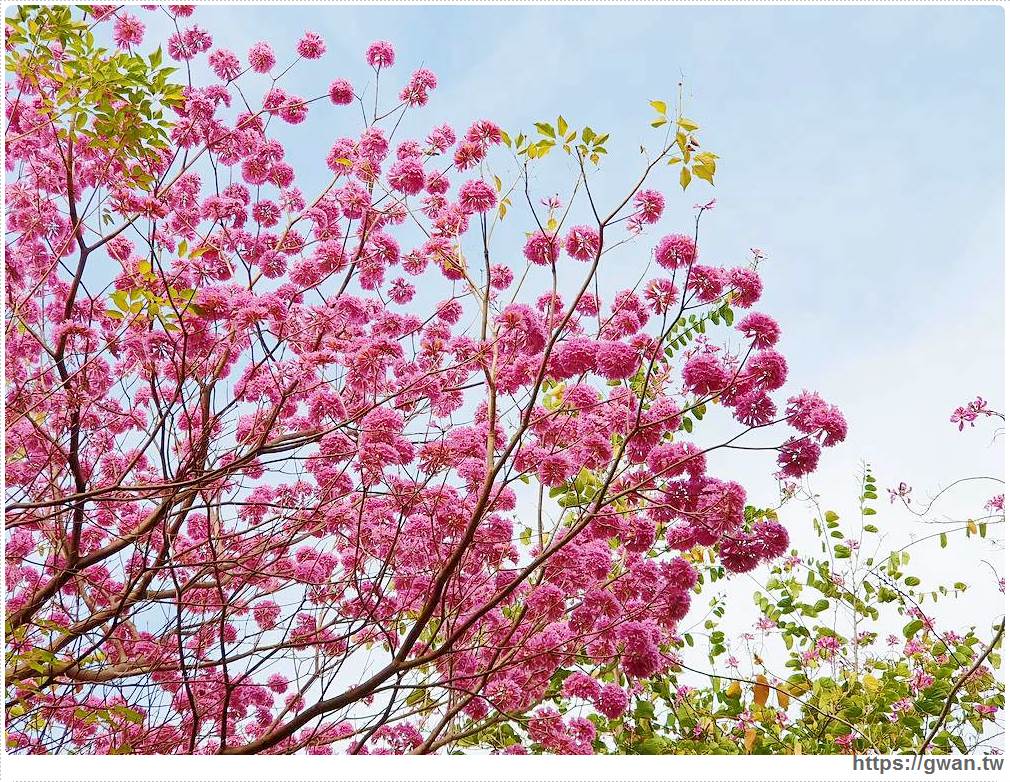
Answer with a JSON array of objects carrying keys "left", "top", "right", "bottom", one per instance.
[{"left": 140, "top": 4, "right": 1004, "bottom": 630}]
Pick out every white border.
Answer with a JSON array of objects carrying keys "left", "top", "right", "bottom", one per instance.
[{"left": 2, "top": 1, "right": 1007, "bottom": 779}]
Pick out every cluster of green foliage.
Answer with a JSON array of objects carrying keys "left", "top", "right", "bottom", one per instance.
[
  {"left": 608, "top": 466, "right": 1005, "bottom": 755},
  {"left": 5, "top": 5, "right": 184, "bottom": 189}
]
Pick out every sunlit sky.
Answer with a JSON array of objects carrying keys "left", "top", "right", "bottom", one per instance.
[{"left": 138, "top": 4, "right": 1004, "bottom": 632}]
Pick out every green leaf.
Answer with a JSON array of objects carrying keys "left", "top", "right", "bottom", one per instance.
[
  {"left": 903, "top": 619, "right": 924, "bottom": 639},
  {"left": 692, "top": 162, "right": 715, "bottom": 184},
  {"left": 637, "top": 737, "right": 667, "bottom": 754},
  {"left": 112, "top": 706, "right": 144, "bottom": 725},
  {"left": 534, "top": 121, "right": 556, "bottom": 139},
  {"left": 649, "top": 100, "right": 667, "bottom": 115}
]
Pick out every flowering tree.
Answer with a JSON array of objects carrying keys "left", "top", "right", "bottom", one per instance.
[{"left": 4, "top": 6, "right": 847, "bottom": 754}]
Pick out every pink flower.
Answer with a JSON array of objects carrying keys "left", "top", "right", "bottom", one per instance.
[
  {"left": 563, "top": 225, "right": 600, "bottom": 261},
  {"left": 167, "top": 31, "right": 194, "bottom": 61},
  {"left": 888, "top": 482, "right": 912, "bottom": 504},
  {"left": 562, "top": 671, "right": 601, "bottom": 701},
  {"left": 326, "top": 137, "right": 357, "bottom": 174},
  {"left": 296, "top": 31, "right": 326, "bottom": 60},
  {"left": 594, "top": 684, "right": 629, "bottom": 719},
  {"left": 785, "top": 391, "right": 846, "bottom": 446},
  {"left": 458, "top": 179, "right": 497, "bottom": 214},
  {"left": 253, "top": 601, "right": 281, "bottom": 630},
  {"left": 465, "top": 119, "right": 503, "bottom": 150},
  {"left": 785, "top": 390, "right": 827, "bottom": 432},
  {"left": 737, "top": 312, "right": 780, "bottom": 348},
  {"left": 644, "top": 278, "right": 679, "bottom": 313},
  {"left": 537, "top": 453, "right": 573, "bottom": 487},
  {"left": 251, "top": 200, "right": 281, "bottom": 227},
  {"left": 733, "top": 390, "right": 777, "bottom": 426},
  {"left": 951, "top": 397, "right": 999, "bottom": 431},
  {"left": 728, "top": 267, "right": 762, "bottom": 308},
  {"left": 595, "top": 341, "right": 638, "bottom": 380},
  {"left": 489, "top": 264, "right": 513, "bottom": 290},
  {"left": 279, "top": 97, "right": 308, "bottom": 125},
  {"left": 754, "top": 521, "right": 789, "bottom": 559},
  {"left": 633, "top": 189, "right": 665, "bottom": 224},
  {"left": 409, "top": 67, "right": 437, "bottom": 90},
  {"left": 209, "top": 49, "right": 241, "bottom": 81},
  {"left": 258, "top": 250, "right": 287, "bottom": 279},
  {"left": 401, "top": 68, "right": 438, "bottom": 106},
  {"left": 682, "top": 352, "right": 730, "bottom": 395},
  {"left": 777, "top": 438, "right": 821, "bottom": 479},
  {"left": 393, "top": 141, "right": 420, "bottom": 161},
  {"left": 720, "top": 534, "right": 761, "bottom": 574},
  {"left": 165, "top": 26, "right": 212, "bottom": 61},
  {"left": 248, "top": 42, "right": 276, "bottom": 73},
  {"left": 655, "top": 234, "right": 697, "bottom": 270},
  {"left": 523, "top": 231, "right": 560, "bottom": 266},
  {"left": 186, "top": 27, "right": 212, "bottom": 55},
  {"left": 453, "top": 141, "right": 483, "bottom": 171},
  {"left": 619, "top": 621, "right": 662, "bottom": 678},
  {"left": 328, "top": 78, "right": 354, "bottom": 105},
  {"left": 366, "top": 40, "right": 395, "bottom": 68},
  {"left": 550, "top": 336, "right": 597, "bottom": 378},
  {"left": 427, "top": 124, "right": 456, "bottom": 153},
  {"left": 433, "top": 299, "right": 462, "bottom": 324},
  {"left": 388, "top": 159, "right": 426, "bottom": 196},
  {"left": 387, "top": 278, "right": 415, "bottom": 304},
  {"left": 747, "top": 350, "right": 788, "bottom": 391},
  {"left": 647, "top": 442, "right": 703, "bottom": 479},
  {"left": 113, "top": 14, "right": 144, "bottom": 49},
  {"left": 813, "top": 405, "right": 847, "bottom": 446},
  {"left": 358, "top": 126, "right": 389, "bottom": 163},
  {"left": 686, "top": 265, "right": 725, "bottom": 302}
]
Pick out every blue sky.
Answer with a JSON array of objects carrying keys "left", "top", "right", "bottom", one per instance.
[{"left": 142, "top": 4, "right": 1004, "bottom": 620}]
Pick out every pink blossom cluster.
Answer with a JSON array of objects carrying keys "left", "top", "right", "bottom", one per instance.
[{"left": 3, "top": 6, "right": 847, "bottom": 756}]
